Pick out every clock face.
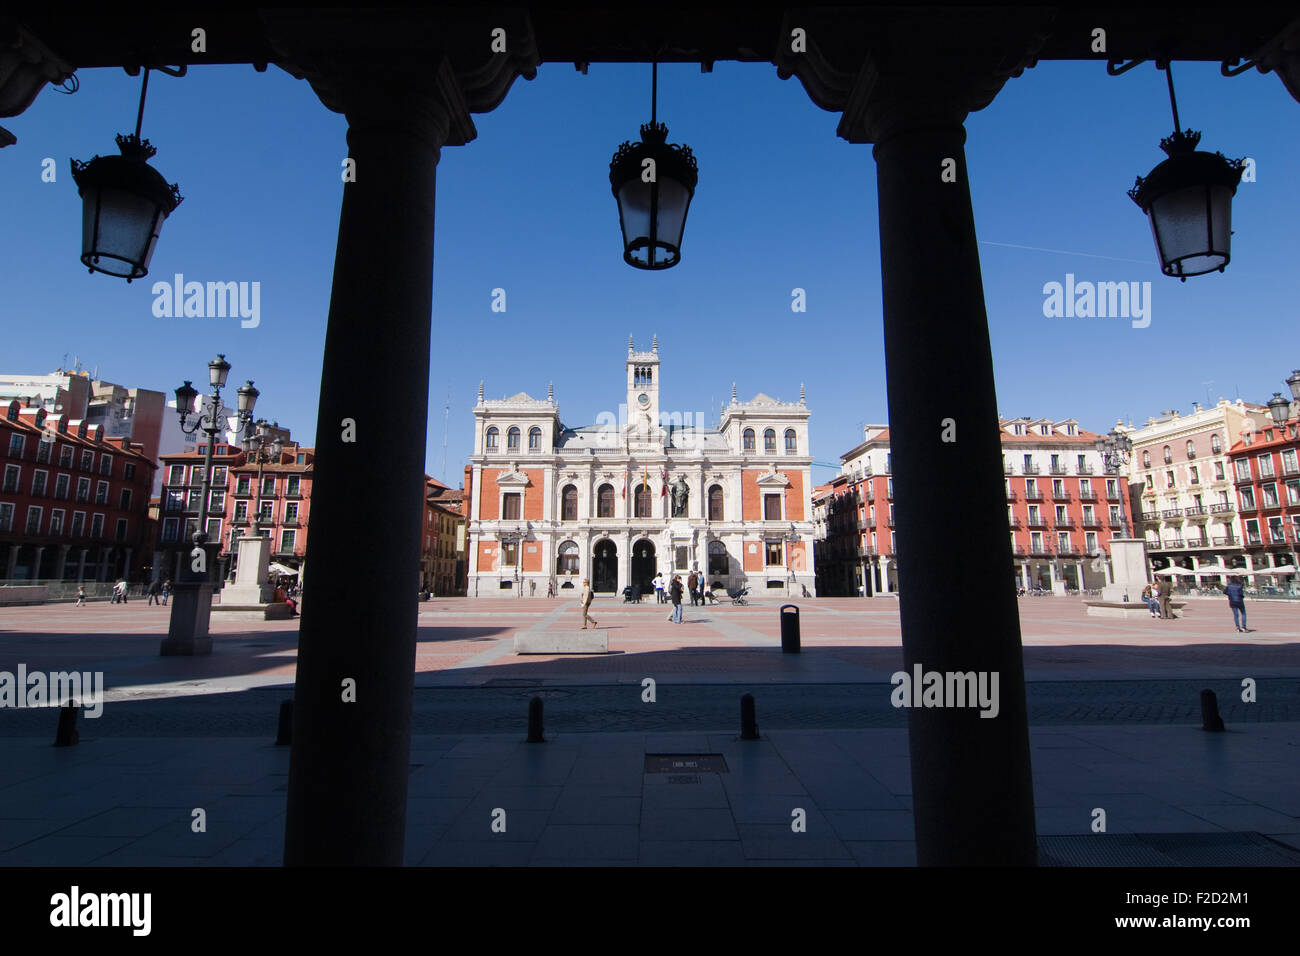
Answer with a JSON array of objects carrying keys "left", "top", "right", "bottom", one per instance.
[{"left": 637, "top": 393, "right": 649, "bottom": 406}]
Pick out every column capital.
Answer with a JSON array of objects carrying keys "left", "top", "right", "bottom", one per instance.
[{"left": 774, "top": 8, "right": 1054, "bottom": 145}]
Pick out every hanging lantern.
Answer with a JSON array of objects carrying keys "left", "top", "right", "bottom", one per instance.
[
  {"left": 69, "top": 68, "right": 183, "bottom": 281},
  {"left": 609, "top": 63, "right": 698, "bottom": 270},
  {"left": 1127, "top": 63, "right": 1243, "bottom": 281}
]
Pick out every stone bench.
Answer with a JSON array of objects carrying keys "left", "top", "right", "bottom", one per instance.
[
  {"left": 1084, "top": 600, "right": 1188, "bottom": 620},
  {"left": 0, "top": 585, "right": 48, "bottom": 606},
  {"left": 515, "top": 630, "right": 609, "bottom": 654}
]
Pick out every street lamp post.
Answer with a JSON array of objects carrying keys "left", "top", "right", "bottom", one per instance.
[
  {"left": 160, "top": 355, "right": 256, "bottom": 655},
  {"left": 500, "top": 527, "right": 523, "bottom": 597},
  {"left": 244, "top": 419, "right": 284, "bottom": 538},
  {"left": 1095, "top": 427, "right": 1134, "bottom": 539},
  {"left": 784, "top": 522, "right": 800, "bottom": 596}
]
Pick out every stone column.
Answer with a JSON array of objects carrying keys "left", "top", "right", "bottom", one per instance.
[
  {"left": 854, "top": 61, "right": 1037, "bottom": 864},
  {"left": 33, "top": 546, "right": 45, "bottom": 580},
  {"left": 76, "top": 548, "right": 88, "bottom": 583},
  {"left": 7, "top": 544, "right": 20, "bottom": 580},
  {"left": 282, "top": 57, "right": 477, "bottom": 868},
  {"left": 55, "top": 544, "right": 69, "bottom": 581},
  {"left": 879, "top": 556, "right": 892, "bottom": 595}
]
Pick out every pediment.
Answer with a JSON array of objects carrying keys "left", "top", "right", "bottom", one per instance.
[
  {"left": 496, "top": 465, "right": 530, "bottom": 486},
  {"left": 756, "top": 469, "right": 791, "bottom": 488}
]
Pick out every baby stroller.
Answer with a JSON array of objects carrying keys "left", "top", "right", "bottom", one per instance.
[
  {"left": 730, "top": 585, "right": 750, "bottom": 606},
  {"left": 621, "top": 584, "right": 641, "bottom": 604}
]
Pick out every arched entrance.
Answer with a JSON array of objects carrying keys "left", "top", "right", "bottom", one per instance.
[
  {"left": 592, "top": 539, "right": 618, "bottom": 593},
  {"left": 630, "top": 539, "right": 656, "bottom": 597}
]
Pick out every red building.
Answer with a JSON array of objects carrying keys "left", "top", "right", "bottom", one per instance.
[
  {"left": 1, "top": 399, "right": 155, "bottom": 583},
  {"left": 154, "top": 440, "right": 314, "bottom": 583},
  {"left": 423, "top": 477, "right": 466, "bottom": 596},
  {"left": 1228, "top": 418, "right": 1300, "bottom": 587}
]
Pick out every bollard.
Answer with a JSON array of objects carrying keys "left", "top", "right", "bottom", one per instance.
[
  {"left": 780, "top": 604, "right": 801, "bottom": 653},
  {"left": 54, "top": 700, "right": 79, "bottom": 747},
  {"left": 740, "top": 693, "right": 760, "bottom": 740},
  {"left": 1200, "top": 689, "right": 1225, "bottom": 732},
  {"left": 275, "top": 700, "right": 293, "bottom": 746},
  {"left": 526, "top": 695, "right": 545, "bottom": 743}
]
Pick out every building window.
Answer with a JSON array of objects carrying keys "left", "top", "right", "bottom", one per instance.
[
  {"left": 95, "top": 481, "right": 109, "bottom": 505},
  {"left": 119, "top": 488, "right": 132, "bottom": 510},
  {"left": 596, "top": 484, "right": 615, "bottom": 518},
  {"left": 285, "top": 501, "right": 299, "bottom": 524},
  {"left": 765, "top": 541, "right": 783, "bottom": 566},
  {"left": 502, "top": 493, "right": 521, "bottom": 520},
  {"left": 35, "top": 438, "right": 51, "bottom": 463},
  {"left": 1287, "top": 479, "right": 1300, "bottom": 506},
  {"left": 70, "top": 512, "right": 84, "bottom": 537},
  {"left": 1234, "top": 458, "right": 1251, "bottom": 481},
  {"left": 557, "top": 541, "right": 579, "bottom": 575},
  {"left": 507, "top": 427, "right": 520, "bottom": 451},
  {"left": 258, "top": 500, "right": 273, "bottom": 522},
  {"left": 235, "top": 475, "right": 251, "bottom": 495},
  {"left": 1257, "top": 455, "right": 1275, "bottom": 479},
  {"left": 80, "top": 450, "right": 93, "bottom": 471},
  {"left": 99, "top": 455, "right": 113, "bottom": 476},
  {"left": 59, "top": 445, "right": 72, "bottom": 467},
  {"left": 528, "top": 427, "right": 542, "bottom": 451},
  {"left": 25, "top": 506, "right": 42, "bottom": 535},
  {"left": 211, "top": 465, "right": 227, "bottom": 487},
  {"left": 47, "top": 509, "right": 64, "bottom": 536},
  {"left": 1085, "top": 531, "right": 1098, "bottom": 552},
  {"left": 0, "top": 502, "right": 12, "bottom": 532},
  {"left": 743, "top": 428, "right": 755, "bottom": 451},
  {"left": 55, "top": 474, "right": 69, "bottom": 499},
  {"left": 287, "top": 475, "right": 301, "bottom": 496},
  {"left": 1240, "top": 487, "right": 1256, "bottom": 510},
  {"left": 90, "top": 513, "right": 104, "bottom": 538},
  {"left": 485, "top": 427, "right": 498, "bottom": 451},
  {"left": 1142, "top": 450, "right": 1151, "bottom": 468},
  {"left": 1189, "top": 466, "right": 1199, "bottom": 484},
  {"left": 708, "top": 540, "right": 728, "bottom": 575},
  {"left": 279, "top": 530, "right": 296, "bottom": 553},
  {"left": 634, "top": 482, "right": 652, "bottom": 518},
  {"left": 561, "top": 484, "right": 578, "bottom": 521},
  {"left": 1262, "top": 483, "right": 1279, "bottom": 508},
  {"left": 1162, "top": 445, "right": 1171, "bottom": 464},
  {"left": 3, "top": 464, "right": 19, "bottom": 493},
  {"left": 115, "top": 518, "right": 128, "bottom": 542},
  {"left": 168, "top": 465, "right": 185, "bottom": 486},
  {"left": 501, "top": 541, "right": 518, "bottom": 567},
  {"left": 1214, "top": 461, "right": 1225, "bottom": 481},
  {"left": 210, "top": 491, "right": 225, "bottom": 514},
  {"left": 31, "top": 470, "right": 48, "bottom": 497},
  {"left": 296, "top": 453, "right": 306, "bottom": 464},
  {"left": 784, "top": 429, "right": 797, "bottom": 454},
  {"left": 123, "top": 462, "right": 136, "bottom": 480},
  {"left": 234, "top": 501, "right": 248, "bottom": 522},
  {"left": 763, "top": 493, "right": 782, "bottom": 521},
  {"left": 7, "top": 433, "right": 24, "bottom": 457},
  {"left": 1210, "top": 433, "right": 1222, "bottom": 453},
  {"left": 1165, "top": 471, "right": 1174, "bottom": 489},
  {"left": 708, "top": 484, "right": 723, "bottom": 521},
  {"left": 1052, "top": 479, "right": 1065, "bottom": 497},
  {"left": 764, "top": 429, "right": 776, "bottom": 453},
  {"left": 261, "top": 476, "right": 275, "bottom": 497}
]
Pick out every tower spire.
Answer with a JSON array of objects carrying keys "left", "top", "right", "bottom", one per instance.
[
  {"left": 731, "top": 382, "right": 737, "bottom": 403},
  {"left": 547, "top": 381, "right": 554, "bottom": 402},
  {"left": 800, "top": 383, "right": 806, "bottom": 404},
  {"left": 651, "top": 333, "right": 658, "bottom": 352},
  {"left": 628, "top": 334, "right": 635, "bottom": 353},
  {"left": 477, "top": 380, "right": 484, "bottom": 404}
]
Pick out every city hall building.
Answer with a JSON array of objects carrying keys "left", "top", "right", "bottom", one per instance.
[{"left": 465, "top": 337, "right": 814, "bottom": 597}]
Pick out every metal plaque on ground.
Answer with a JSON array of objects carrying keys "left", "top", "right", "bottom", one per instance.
[{"left": 644, "top": 753, "right": 730, "bottom": 774}]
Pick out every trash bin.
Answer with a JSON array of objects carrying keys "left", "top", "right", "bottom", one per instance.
[{"left": 780, "top": 604, "right": 800, "bottom": 653}]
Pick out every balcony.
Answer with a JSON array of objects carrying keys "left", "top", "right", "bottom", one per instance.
[
  {"left": 888, "top": 519, "right": 895, "bottom": 527},
  {"left": 1260, "top": 498, "right": 1283, "bottom": 511},
  {"left": 1077, "top": 487, "right": 1097, "bottom": 501},
  {"left": 1077, "top": 464, "right": 1095, "bottom": 475},
  {"left": 1054, "top": 518, "right": 1075, "bottom": 529},
  {"left": 1049, "top": 465, "right": 1069, "bottom": 476},
  {"left": 1026, "top": 516, "right": 1048, "bottom": 528},
  {"left": 1209, "top": 503, "right": 1233, "bottom": 514},
  {"left": 1283, "top": 461, "right": 1300, "bottom": 476},
  {"left": 1008, "top": 518, "right": 1022, "bottom": 529},
  {"left": 1138, "top": 511, "right": 1159, "bottom": 522},
  {"left": 1211, "top": 535, "right": 1238, "bottom": 546},
  {"left": 1080, "top": 515, "right": 1102, "bottom": 528},
  {"left": 1023, "top": 488, "right": 1043, "bottom": 501},
  {"left": 1022, "top": 464, "right": 1040, "bottom": 475},
  {"left": 856, "top": 518, "right": 869, "bottom": 530},
  {"left": 1269, "top": 530, "right": 1289, "bottom": 544},
  {"left": 1239, "top": 501, "right": 1258, "bottom": 514},
  {"left": 1185, "top": 536, "right": 1209, "bottom": 548},
  {"left": 1057, "top": 544, "right": 1081, "bottom": 556},
  {"left": 1147, "top": 540, "right": 1163, "bottom": 550},
  {"left": 1106, "top": 488, "right": 1123, "bottom": 500},
  {"left": 1005, "top": 489, "right": 1016, "bottom": 501},
  {"left": 1028, "top": 544, "right": 1054, "bottom": 556},
  {"left": 1183, "top": 505, "right": 1208, "bottom": 517},
  {"left": 1165, "top": 538, "right": 1185, "bottom": 549},
  {"left": 1234, "top": 473, "right": 1253, "bottom": 484},
  {"left": 858, "top": 546, "right": 877, "bottom": 558},
  {"left": 1003, "top": 463, "right": 1013, "bottom": 474},
  {"left": 1160, "top": 508, "right": 1182, "bottom": 519},
  {"left": 1244, "top": 532, "right": 1264, "bottom": 547}
]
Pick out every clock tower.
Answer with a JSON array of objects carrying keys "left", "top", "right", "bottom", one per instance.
[{"left": 626, "top": 334, "right": 661, "bottom": 447}]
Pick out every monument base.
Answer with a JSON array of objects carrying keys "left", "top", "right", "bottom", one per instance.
[
  {"left": 1085, "top": 600, "right": 1186, "bottom": 620},
  {"left": 213, "top": 602, "right": 294, "bottom": 622}
]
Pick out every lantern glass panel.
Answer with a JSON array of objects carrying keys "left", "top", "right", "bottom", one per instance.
[
  {"left": 617, "top": 179, "right": 653, "bottom": 251},
  {"left": 81, "top": 186, "right": 163, "bottom": 278},
  {"left": 653, "top": 177, "right": 691, "bottom": 251},
  {"left": 1149, "top": 184, "right": 1232, "bottom": 277}
]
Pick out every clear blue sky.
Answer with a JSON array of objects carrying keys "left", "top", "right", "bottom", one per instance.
[{"left": 3, "top": 56, "right": 1297, "bottom": 485}]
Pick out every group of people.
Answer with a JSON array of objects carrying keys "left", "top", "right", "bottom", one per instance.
[
  {"left": 73, "top": 578, "right": 173, "bottom": 606},
  {"left": 650, "top": 571, "right": 714, "bottom": 607},
  {"left": 1141, "top": 576, "right": 1252, "bottom": 632}
]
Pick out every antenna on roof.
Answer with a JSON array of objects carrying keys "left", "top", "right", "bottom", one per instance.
[{"left": 440, "top": 387, "right": 450, "bottom": 483}]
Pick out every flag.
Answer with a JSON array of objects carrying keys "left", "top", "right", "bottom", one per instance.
[
  {"left": 621, "top": 476, "right": 626, "bottom": 499},
  {"left": 661, "top": 469, "right": 667, "bottom": 497}
]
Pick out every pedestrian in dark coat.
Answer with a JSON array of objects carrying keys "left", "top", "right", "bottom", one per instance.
[{"left": 1224, "top": 577, "right": 1249, "bottom": 632}]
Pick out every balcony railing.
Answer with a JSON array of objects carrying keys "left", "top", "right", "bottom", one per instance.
[
  {"left": 1106, "top": 489, "right": 1122, "bottom": 500},
  {"left": 1028, "top": 544, "right": 1054, "bottom": 556},
  {"left": 1239, "top": 501, "right": 1258, "bottom": 513},
  {"left": 1283, "top": 461, "right": 1300, "bottom": 476},
  {"left": 1209, "top": 503, "right": 1233, "bottom": 514},
  {"left": 1054, "top": 519, "right": 1076, "bottom": 529},
  {"left": 1148, "top": 540, "right": 1163, "bottom": 550},
  {"left": 1026, "top": 517, "right": 1048, "bottom": 528},
  {"left": 1211, "top": 535, "right": 1239, "bottom": 546},
  {"left": 1008, "top": 518, "right": 1022, "bottom": 528},
  {"left": 1077, "top": 464, "right": 1095, "bottom": 475},
  {"left": 1057, "top": 544, "right": 1081, "bottom": 556},
  {"left": 1185, "top": 536, "right": 1209, "bottom": 548},
  {"left": 1269, "top": 530, "right": 1288, "bottom": 544},
  {"left": 1080, "top": 515, "right": 1102, "bottom": 527},
  {"left": 1260, "top": 498, "right": 1283, "bottom": 511},
  {"left": 1049, "top": 465, "right": 1068, "bottom": 475},
  {"left": 1004, "top": 463, "right": 1014, "bottom": 474},
  {"left": 1022, "top": 464, "right": 1040, "bottom": 475},
  {"left": 1077, "top": 487, "right": 1097, "bottom": 500},
  {"left": 1160, "top": 508, "right": 1182, "bottom": 518},
  {"left": 1165, "top": 538, "right": 1185, "bottom": 549},
  {"left": 1005, "top": 489, "right": 1016, "bottom": 501},
  {"left": 1023, "top": 489, "right": 1043, "bottom": 501},
  {"left": 858, "top": 546, "right": 877, "bottom": 557},
  {"left": 1183, "top": 506, "right": 1208, "bottom": 517},
  {"left": 1234, "top": 473, "right": 1254, "bottom": 484}
]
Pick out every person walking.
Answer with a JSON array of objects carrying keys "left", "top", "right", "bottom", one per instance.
[
  {"left": 75, "top": 585, "right": 85, "bottom": 607},
  {"left": 669, "top": 574, "right": 684, "bottom": 624},
  {"left": 547, "top": 579, "right": 555, "bottom": 599},
  {"left": 687, "top": 570, "right": 699, "bottom": 606},
  {"left": 147, "top": 579, "right": 161, "bottom": 605},
  {"left": 653, "top": 572, "right": 665, "bottom": 604},
  {"left": 1156, "top": 576, "right": 1173, "bottom": 619},
  {"left": 1225, "top": 576, "right": 1250, "bottom": 632},
  {"left": 579, "top": 578, "right": 598, "bottom": 629},
  {"left": 161, "top": 578, "right": 171, "bottom": 606}
]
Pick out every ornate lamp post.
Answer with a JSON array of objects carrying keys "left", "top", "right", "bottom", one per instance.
[
  {"left": 243, "top": 419, "right": 284, "bottom": 537},
  {"left": 160, "top": 356, "right": 255, "bottom": 655},
  {"left": 499, "top": 526, "right": 524, "bottom": 597},
  {"left": 1095, "top": 427, "right": 1134, "bottom": 539},
  {"left": 1267, "top": 392, "right": 1291, "bottom": 428}
]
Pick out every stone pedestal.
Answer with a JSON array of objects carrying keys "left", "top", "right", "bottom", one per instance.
[
  {"left": 220, "top": 533, "right": 273, "bottom": 606},
  {"left": 1101, "top": 538, "right": 1148, "bottom": 603},
  {"left": 160, "top": 581, "right": 214, "bottom": 656}
]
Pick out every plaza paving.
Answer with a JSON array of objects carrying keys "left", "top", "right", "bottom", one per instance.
[{"left": 0, "top": 596, "right": 1297, "bottom": 865}]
